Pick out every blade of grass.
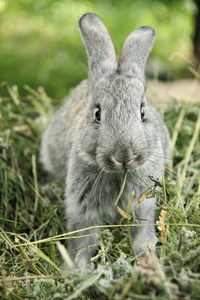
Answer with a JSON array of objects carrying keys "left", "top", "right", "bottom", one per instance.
[
  {"left": 0, "top": 275, "right": 64, "bottom": 283},
  {"left": 135, "top": 170, "right": 151, "bottom": 188},
  {"left": 126, "top": 191, "right": 135, "bottom": 255},
  {"left": 29, "top": 244, "right": 80, "bottom": 296},
  {"left": 10, "top": 142, "right": 25, "bottom": 189},
  {"left": 26, "top": 179, "right": 49, "bottom": 205},
  {"left": 17, "top": 245, "right": 44, "bottom": 276},
  {"left": 161, "top": 169, "right": 182, "bottom": 235},
  {"left": 32, "top": 154, "right": 39, "bottom": 213},
  {"left": 114, "top": 170, "right": 128, "bottom": 206},
  {"left": 2, "top": 82, "right": 37, "bottom": 136},
  {"left": 66, "top": 270, "right": 103, "bottom": 300},
  {"left": 171, "top": 106, "right": 186, "bottom": 160},
  {"left": 180, "top": 110, "right": 200, "bottom": 191},
  {"left": 0, "top": 227, "right": 15, "bottom": 248},
  {"left": 56, "top": 241, "right": 74, "bottom": 269}
]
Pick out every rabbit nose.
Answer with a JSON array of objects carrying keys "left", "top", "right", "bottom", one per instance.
[{"left": 111, "top": 155, "right": 135, "bottom": 169}]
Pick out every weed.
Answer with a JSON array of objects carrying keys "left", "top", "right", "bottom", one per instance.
[{"left": 0, "top": 82, "right": 200, "bottom": 299}]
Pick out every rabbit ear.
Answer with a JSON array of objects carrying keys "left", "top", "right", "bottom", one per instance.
[
  {"left": 79, "top": 13, "right": 117, "bottom": 83},
  {"left": 118, "top": 26, "right": 155, "bottom": 80}
]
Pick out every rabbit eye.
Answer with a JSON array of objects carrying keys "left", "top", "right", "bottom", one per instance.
[
  {"left": 140, "top": 105, "right": 145, "bottom": 121},
  {"left": 94, "top": 107, "right": 101, "bottom": 124}
]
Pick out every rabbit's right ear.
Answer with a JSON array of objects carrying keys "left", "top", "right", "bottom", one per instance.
[
  {"left": 118, "top": 26, "right": 155, "bottom": 81},
  {"left": 79, "top": 13, "right": 117, "bottom": 85}
]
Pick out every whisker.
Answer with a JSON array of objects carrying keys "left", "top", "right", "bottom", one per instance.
[
  {"left": 76, "top": 165, "right": 100, "bottom": 198},
  {"left": 89, "top": 167, "right": 104, "bottom": 197},
  {"left": 164, "top": 166, "right": 178, "bottom": 179},
  {"left": 141, "top": 165, "right": 162, "bottom": 182},
  {"left": 86, "top": 168, "right": 105, "bottom": 220},
  {"left": 147, "top": 152, "right": 172, "bottom": 161}
]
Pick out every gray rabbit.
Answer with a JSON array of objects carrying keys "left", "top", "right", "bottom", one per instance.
[{"left": 40, "top": 13, "right": 171, "bottom": 271}]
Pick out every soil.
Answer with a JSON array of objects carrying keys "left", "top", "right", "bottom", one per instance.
[{"left": 147, "top": 79, "right": 200, "bottom": 106}]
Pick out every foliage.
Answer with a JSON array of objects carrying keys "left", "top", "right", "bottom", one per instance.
[
  {"left": 0, "top": 80, "right": 200, "bottom": 299},
  {"left": 0, "top": 0, "right": 197, "bottom": 99}
]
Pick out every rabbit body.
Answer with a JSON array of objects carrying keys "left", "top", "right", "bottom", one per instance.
[{"left": 40, "top": 13, "right": 170, "bottom": 271}]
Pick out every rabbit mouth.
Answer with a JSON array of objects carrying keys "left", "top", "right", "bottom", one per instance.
[
  {"left": 100, "top": 154, "right": 145, "bottom": 172},
  {"left": 112, "top": 156, "right": 135, "bottom": 169}
]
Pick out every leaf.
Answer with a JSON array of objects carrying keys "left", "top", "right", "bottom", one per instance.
[
  {"left": 137, "top": 252, "right": 166, "bottom": 285},
  {"left": 137, "top": 190, "right": 156, "bottom": 203},
  {"left": 117, "top": 207, "right": 132, "bottom": 220},
  {"left": 149, "top": 176, "right": 163, "bottom": 187},
  {"left": 156, "top": 210, "right": 170, "bottom": 245}
]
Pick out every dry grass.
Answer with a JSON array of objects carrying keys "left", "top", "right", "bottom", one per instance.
[{"left": 0, "top": 80, "right": 200, "bottom": 299}]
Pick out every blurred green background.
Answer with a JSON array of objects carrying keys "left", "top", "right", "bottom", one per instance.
[{"left": 0, "top": 0, "right": 198, "bottom": 100}]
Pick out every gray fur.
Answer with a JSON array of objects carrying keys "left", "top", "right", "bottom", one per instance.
[{"left": 40, "top": 13, "right": 171, "bottom": 271}]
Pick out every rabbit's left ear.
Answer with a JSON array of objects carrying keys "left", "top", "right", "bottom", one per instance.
[
  {"left": 79, "top": 13, "right": 117, "bottom": 84},
  {"left": 118, "top": 26, "right": 155, "bottom": 81}
]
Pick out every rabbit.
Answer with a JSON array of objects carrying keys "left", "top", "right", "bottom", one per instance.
[{"left": 40, "top": 13, "right": 171, "bottom": 271}]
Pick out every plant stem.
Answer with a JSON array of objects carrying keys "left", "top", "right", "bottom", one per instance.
[
  {"left": 114, "top": 170, "right": 128, "bottom": 206},
  {"left": 126, "top": 191, "right": 135, "bottom": 255},
  {"left": 32, "top": 155, "right": 39, "bottom": 213},
  {"left": 3, "top": 82, "right": 37, "bottom": 136},
  {"left": 171, "top": 106, "right": 186, "bottom": 161},
  {"left": 180, "top": 110, "right": 200, "bottom": 191},
  {"left": 135, "top": 170, "right": 151, "bottom": 188}
]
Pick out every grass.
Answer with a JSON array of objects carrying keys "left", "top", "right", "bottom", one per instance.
[
  {"left": 0, "top": 75, "right": 200, "bottom": 299},
  {"left": 1, "top": 2, "right": 199, "bottom": 298}
]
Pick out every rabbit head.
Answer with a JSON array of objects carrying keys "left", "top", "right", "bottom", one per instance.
[{"left": 79, "top": 13, "right": 163, "bottom": 175}]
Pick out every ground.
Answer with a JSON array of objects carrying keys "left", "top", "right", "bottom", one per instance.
[
  {"left": 0, "top": 77, "right": 200, "bottom": 299},
  {"left": 148, "top": 79, "right": 200, "bottom": 105}
]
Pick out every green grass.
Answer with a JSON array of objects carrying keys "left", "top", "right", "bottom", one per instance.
[
  {"left": 0, "top": 79, "right": 200, "bottom": 299},
  {"left": 0, "top": 1, "right": 200, "bottom": 298}
]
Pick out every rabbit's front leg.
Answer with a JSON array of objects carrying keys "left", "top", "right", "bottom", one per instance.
[
  {"left": 131, "top": 197, "right": 158, "bottom": 255},
  {"left": 66, "top": 216, "right": 101, "bottom": 271}
]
